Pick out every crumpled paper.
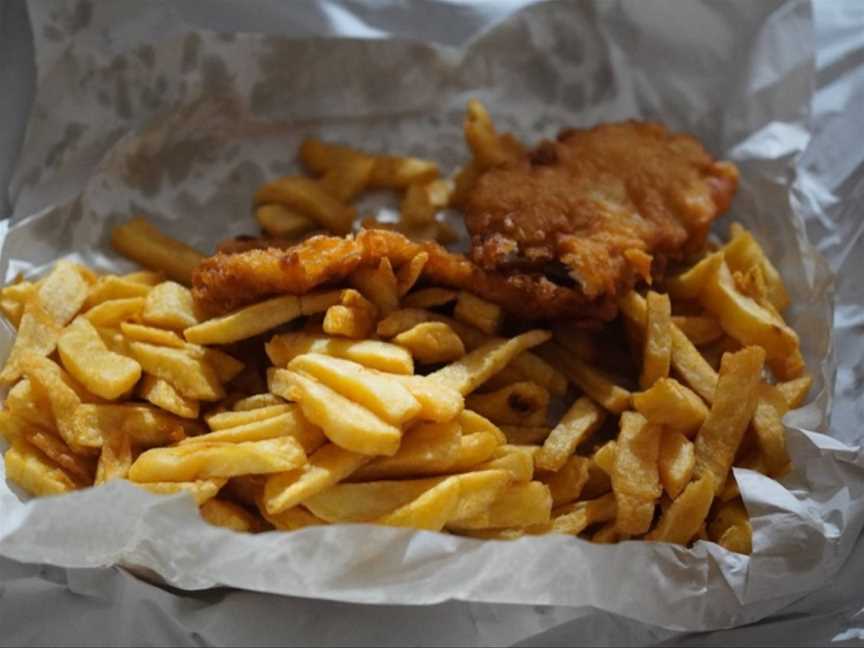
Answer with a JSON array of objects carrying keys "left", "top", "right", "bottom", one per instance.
[{"left": 2, "top": 0, "right": 863, "bottom": 634}]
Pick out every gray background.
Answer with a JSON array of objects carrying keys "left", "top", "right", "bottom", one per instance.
[{"left": 1, "top": 1, "right": 863, "bottom": 645}]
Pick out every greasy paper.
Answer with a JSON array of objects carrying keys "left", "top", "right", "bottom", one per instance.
[{"left": 1, "top": 0, "right": 863, "bottom": 633}]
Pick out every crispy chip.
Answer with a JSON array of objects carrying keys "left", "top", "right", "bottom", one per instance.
[
  {"left": 186, "top": 409, "right": 326, "bottom": 454},
  {"left": 85, "top": 275, "right": 151, "bottom": 308},
  {"left": 658, "top": 431, "right": 696, "bottom": 498},
  {"left": 200, "top": 498, "right": 261, "bottom": 533},
  {"left": 454, "top": 291, "right": 502, "bottom": 335},
  {"left": 350, "top": 258, "right": 399, "bottom": 316},
  {"left": 632, "top": 377, "right": 708, "bottom": 436},
  {"left": 752, "top": 384, "right": 792, "bottom": 477},
  {"left": 138, "top": 374, "right": 200, "bottom": 419},
  {"left": 304, "top": 478, "right": 441, "bottom": 522},
  {"left": 402, "top": 287, "right": 457, "bottom": 309},
  {"left": 641, "top": 291, "right": 672, "bottom": 388},
  {"left": 612, "top": 412, "right": 662, "bottom": 535},
  {"left": 94, "top": 429, "right": 133, "bottom": 485},
  {"left": 447, "top": 481, "right": 551, "bottom": 530},
  {"left": 466, "top": 381, "right": 550, "bottom": 427},
  {"left": 184, "top": 295, "right": 302, "bottom": 345},
  {"left": 256, "top": 204, "right": 318, "bottom": 239},
  {"left": 120, "top": 322, "right": 186, "bottom": 348},
  {"left": 5, "top": 440, "right": 78, "bottom": 496},
  {"left": 130, "top": 342, "right": 224, "bottom": 401},
  {"left": 134, "top": 479, "right": 225, "bottom": 504},
  {"left": 540, "top": 455, "right": 591, "bottom": 506},
  {"left": 546, "top": 344, "right": 631, "bottom": 413},
  {"left": 645, "top": 475, "right": 714, "bottom": 544},
  {"left": 393, "top": 321, "right": 466, "bottom": 364},
  {"left": 535, "top": 397, "right": 605, "bottom": 471},
  {"left": 396, "top": 252, "right": 429, "bottom": 297},
  {"left": 672, "top": 315, "right": 724, "bottom": 346},
  {"left": 141, "top": 281, "right": 200, "bottom": 330},
  {"left": 112, "top": 218, "right": 205, "bottom": 285},
  {"left": 254, "top": 176, "right": 355, "bottom": 234},
  {"left": 351, "top": 421, "right": 462, "bottom": 480},
  {"left": 267, "top": 332, "right": 414, "bottom": 374}
]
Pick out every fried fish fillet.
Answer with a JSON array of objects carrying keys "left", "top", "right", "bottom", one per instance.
[
  {"left": 464, "top": 121, "right": 739, "bottom": 300},
  {"left": 192, "top": 229, "right": 616, "bottom": 321}
]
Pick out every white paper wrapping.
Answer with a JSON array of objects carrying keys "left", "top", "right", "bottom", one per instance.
[{"left": 2, "top": 0, "right": 863, "bottom": 636}]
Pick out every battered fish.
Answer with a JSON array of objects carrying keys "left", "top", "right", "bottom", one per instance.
[
  {"left": 193, "top": 229, "right": 616, "bottom": 321},
  {"left": 464, "top": 121, "right": 739, "bottom": 300}
]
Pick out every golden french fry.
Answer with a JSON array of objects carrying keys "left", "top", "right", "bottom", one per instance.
[
  {"left": 752, "top": 384, "right": 791, "bottom": 477},
  {"left": 509, "top": 352, "right": 568, "bottom": 398},
  {"left": 200, "top": 498, "right": 261, "bottom": 532},
  {"left": 134, "top": 479, "right": 225, "bottom": 504},
  {"left": 463, "top": 99, "right": 523, "bottom": 170},
  {"left": 130, "top": 342, "right": 224, "bottom": 401},
  {"left": 776, "top": 374, "right": 812, "bottom": 410},
  {"left": 351, "top": 421, "right": 461, "bottom": 480},
  {"left": 693, "top": 346, "right": 765, "bottom": 494},
  {"left": 141, "top": 281, "right": 200, "bottom": 330},
  {"left": 22, "top": 356, "right": 86, "bottom": 450},
  {"left": 672, "top": 315, "right": 725, "bottom": 346},
  {"left": 540, "top": 455, "right": 591, "bottom": 506},
  {"left": 612, "top": 412, "right": 662, "bottom": 535},
  {"left": 396, "top": 251, "right": 429, "bottom": 296},
  {"left": 429, "top": 330, "right": 550, "bottom": 396},
  {"left": 182, "top": 345, "right": 244, "bottom": 383},
  {"left": 548, "top": 493, "right": 617, "bottom": 536},
  {"left": 1, "top": 281, "right": 35, "bottom": 327},
  {"left": 206, "top": 404, "right": 293, "bottom": 430},
  {"left": 458, "top": 409, "right": 506, "bottom": 444},
  {"left": 263, "top": 443, "right": 369, "bottom": 514},
  {"left": 260, "top": 505, "right": 326, "bottom": 531},
  {"left": 724, "top": 223, "right": 790, "bottom": 312},
  {"left": 375, "top": 477, "right": 461, "bottom": 531},
  {"left": 1, "top": 297, "right": 24, "bottom": 328},
  {"left": 369, "top": 155, "right": 439, "bottom": 189},
  {"left": 400, "top": 179, "right": 451, "bottom": 226},
  {"left": 1, "top": 413, "right": 94, "bottom": 484},
  {"left": 447, "top": 469, "right": 513, "bottom": 524},
  {"left": 448, "top": 431, "right": 502, "bottom": 472},
  {"left": 377, "top": 308, "right": 434, "bottom": 338},
  {"left": 592, "top": 441, "right": 617, "bottom": 475},
  {"left": 111, "top": 218, "right": 205, "bottom": 285},
  {"left": 304, "top": 478, "right": 442, "bottom": 522},
  {"left": 591, "top": 520, "right": 627, "bottom": 544},
  {"left": 547, "top": 345, "right": 631, "bottom": 413},
  {"left": 447, "top": 481, "right": 551, "bottom": 530},
  {"left": 254, "top": 176, "right": 355, "bottom": 234},
  {"left": 5, "top": 379, "right": 55, "bottom": 431},
  {"left": 632, "top": 377, "right": 708, "bottom": 436},
  {"left": 708, "top": 499, "right": 752, "bottom": 554},
  {"left": 57, "top": 316, "right": 141, "bottom": 400},
  {"left": 232, "top": 393, "right": 285, "bottom": 411},
  {"left": 4, "top": 440, "right": 78, "bottom": 496},
  {"left": 319, "top": 156, "right": 376, "bottom": 203},
  {"left": 393, "top": 321, "right": 466, "bottom": 364},
  {"left": 475, "top": 445, "right": 536, "bottom": 483},
  {"left": 274, "top": 370, "right": 401, "bottom": 456},
  {"left": 535, "top": 397, "right": 605, "bottom": 471},
  {"left": 0, "top": 261, "right": 89, "bottom": 384},
  {"left": 138, "top": 375, "right": 200, "bottom": 418},
  {"left": 288, "top": 354, "right": 421, "bottom": 425},
  {"left": 299, "top": 290, "right": 342, "bottom": 316},
  {"left": 454, "top": 291, "right": 502, "bottom": 335},
  {"left": 658, "top": 431, "right": 695, "bottom": 498},
  {"left": 186, "top": 410, "right": 326, "bottom": 454},
  {"left": 641, "top": 291, "right": 672, "bottom": 388},
  {"left": 130, "top": 436, "right": 305, "bottom": 482},
  {"left": 582, "top": 459, "right": 613, "bottom": 499},
  {"left": 323, "top": 304, "right": 375, "bottom": 339},
  {"left": 123, "top": 271, "right": 164, "bottom": 286},
  {"left": 645, "top": 475, "right": 714, "bottom": 544},
  {"left": 299, "top": 138, "right": 373, "bottom": 174},
  {"left": 256, "top": 204, "right": 318, "bottom": 239},
  {"left": 85, "top": 275, "right": 151, "bottom": 308},
  {"left": 387, "top": 374, "right": 465, "bottom": 423},
  {"left": 266, "top": 332, "right": 414, "bottom": 375},
  {"left": 666, "top": 252, "right": 724, "bottom": 300},
  {"left": 402, "top": 288, "right": 457, "bottom": 310},
  {"left": 350, "top": 258, "right": 399, "bottom": 316},
  {"left": 466, "top": 381, "right": 550, "bottom": 427},
  {"left": 94, "top": 429, "right": 132, "bottom": 484},
  {"left": 184, "top": 295, "right": 302, "bottom": 345},
  {"left": 85, "top": 297, "right": 145, "bottom": 327},
  {"left": 500, "top": 425, "right": 550, "bottom": 445},
  {"left": 72, "top": 403, "right": 192, "bottom": 448},
  {"left": 120, "top": 322, "right": 185, "bottom": 348}
]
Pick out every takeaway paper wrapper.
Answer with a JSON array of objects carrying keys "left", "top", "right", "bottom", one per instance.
[{"left": 1, "top": 0, "right": 862, "bottom": 632}]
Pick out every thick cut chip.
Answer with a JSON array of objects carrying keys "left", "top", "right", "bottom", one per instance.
[
  {"left": 254, "top": 175, "right": 355, "bottom": 234},
  {"left": 535, "top": 397, "right": 605, "bottom": 471},
  {"left": 701, "top": 260, "right": 799, "bottom": 367},
  {"left": 375, "top": 477, "right": 461, "bottom": 531},
  {"left": 368, "top": 154, "right": 439, "bottom": 189},
  {"left": 509, "top": 352, "right": 568, "bottom": 397},
  {"left": 4, "top": 441, "right": 78, "bottom": 496},
  {"left": 351, "top": 421, "right": 462, "bottom": 480},
  {"left": 120, "top": 322, "right": 186, "bottom": 348},
  {"left": 129, "top": 436, "right": 306, "bottom": 482},
  {"left": 448, "top": 431, "right": 502, "bottom": 472},
  {"left": 541, "top": 455, "right": 591, "bottom": 506},
  {"left": 402, "top": 288, "right": 458, "bottom": 309},
  {"left": 549, "top": 345, "right": 631, "bottom": 413},
  {"left": 138, "top": 374, "right": 200, "bottom": 419},
  {"left": 298, "top": 139, "right": 376, "bottom": 197},
  {"left": 592, "top": 521, "right": 627, "bottom": 544},
  {"left": 694, "top": 346, "right": 765, "bottom": 494},
  {"left": 58, "top": 316, "right": 141, "bottom": 400},
  {"left": 288, "top": 354, "right": 420, "bottom": 425},
  {"left": 454, "top": 291, "right": 502, "bottom": 335},
  {"left": 671, "top": 315, "right": 724, "bottom": 346},
  {"left": 501, "top": 425, "right": 550, "bottom": 445},
  {"left": 263, "top": 443, "right": 369, "bottom": 514},
  {"left": 548, "top": 493, "right": 617, "bottom": 536},
  {"left": 666, "top": 252, "right": 724, "bottom": 300},
  {"left": 233, "top": 393, "right": 285, "bottom": 411},
  {"left": 396, "top": 252, "right": 430, "bottom": 296},
  {"left": 22, "top": 356, "right": 86, "bottom": 449},
  {"left": 300, "top": 290, "right": 342, "bottom": 316},
  {"left": 400, "top": 178, "right": 452, "bottom": 225},
  {"left": 458, "top": 409, "right": 506, "bottom": 445},
  {"left": 350, "top": 258, "right": 400, "bottom": 315},
  {"left": 85, "top": 275, "right": 151, "bottom": 308},
  {"left": 184, "top": 295, "right": 302, "bottom": 345},
  {"left": 206, "top": 405, "right": 293, "bottom": 430},
  {"left": 658, "top": 431, "right": 696, "bottom": 498},
  {"left": 130, "top": 342, "right": 224, "bottom": 401},
  {"left": 5, "top": 379, "right": 55, "bottom": 431},
  {"left": 256, "top": 204, "right": 318, "bottom": 239},
  {"left": 724, "top": 223, "right": 789, "bottom": 312},
  {"left": 72, "top": 403, "right": 191, "bottom": 448},
  {"left": 466, "top": 381, "right": 550, "bottom": 427},
  {"left": 323, "top": 304, "right": 375, "bottom": 339},
  {"left": 304, "top": 478, "right": 442, "bottom": 522},
  {"left": 141, "top": 281, "right": 200, "bottom": 330},
  {"left": 641, "top": 291, "right": 672, "bottom": 388},
  {"left": 776, "top": 374, "right": 812, "bottom": 410},
  {"left": 200, "top": 499, "right": 261, "bottom": 533},
  {"left": 612, "top": 412, "right": 662, "bottom": 535},
  {"left": 475, "top": 445, "right": 536, "bottom": 483},
  {"left": 393, "top": 322, "right": 466, "bottom": 364},
  {"left": 95, "top": 429, "right": 132, "bottom": 484},
  {"left": 111, "top": 218, "right": 205, "bottom": 285},
  {"left": 632, "top": 377, "right": 708, "bottom": 436},
  {"left": 645, "top": 475, "right": 714, "bottom": 544},
  {"left": 134, "top": 479, "right": 225, "bottom": 504},
  {"left": 447, "top": 481, "right": 551, "bottom": 530},
  {"left": 183, "top": 345, "right": 244, "bottom": 383},
  {"left": 448, "top": 469, "right": 513, "bottom": 524},
  {"left": 267, "top": 332, "right": 413, "bottom": 375},
  {"left": 2, "top": 413, "right": 94, "bottom": 484},
  {"left": 582, "top": 460, "right": 613, "bottom": 499},
  {"left": 752, "top": 384, "right": 792, "bottom": 477},
  {"left": 708, "top": 498, "right": 753, "bottom": 554},
  {"left": 276, "top": 370, "right": 401, "bottom": 456},
  {"left": 1, "top": 261, "right": 89, "bottom": 384},
  {"left": 123, "top": 271, "right": 164, "bottom": 286},
  {"left": 85, "top": 297, "right": 145, "bottom": 327},
  {"left": 387, "top": 374, "right": 465, "bottom": 423},
  {"left": 187, "top": 409, "right": 325, "bottom": 454},
  {"left": 592, "top": 441, "right": 617, "bottom": 475},
  {"left": 261, "top": 505, "right": 326, "bottom": 531},
  {"left": 463, "top": 99, "right": 523, "bottom": 170},
  {"left": 429, "top": 330, "right": 550, "bottom": 396}
]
